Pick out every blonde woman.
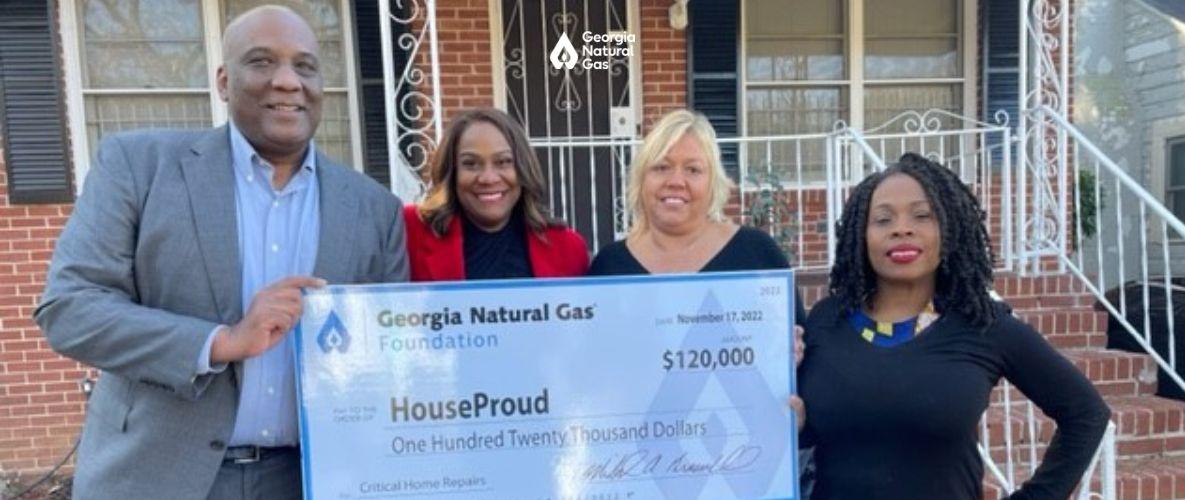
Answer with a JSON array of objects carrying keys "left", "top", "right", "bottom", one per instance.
[
  {"left": 589, "top": 108, "right": 810, "bottom": 488},
  {"left": 588, "top": 109, "right": 806, "bottom": 351}
]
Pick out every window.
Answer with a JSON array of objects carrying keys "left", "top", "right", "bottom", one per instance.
[
  {"left": 64, "top": 0, "right": 360, "bottom": 192},
  {"left": 1150, "top": 116, "right": 1185, "bottom": 243},
  {"left": 743, "top": 0, "right": 846, "bottom": 181},
  {"left": 1167, "top": 136, "right": 1185, "bottom": 221},
  {"left": 77, "top": 1, "right": 212, "bottom": 153},
  {"left": 864, "top": 0, "right": 962, "bottom": 126},
  {"left": 744, "top": 0, "right": 847, "bottom": 134},
  {"left": 741, "top": 0, "right": 973, "bottom": 181}
]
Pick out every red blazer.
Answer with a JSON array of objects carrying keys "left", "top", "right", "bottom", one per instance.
[{"left": 403, "top": 204, "right": 589, "bottom": 281}]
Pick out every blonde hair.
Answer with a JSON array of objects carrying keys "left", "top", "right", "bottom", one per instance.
[{"left": 626, "top": 109, "right": 735, "bottom": 236}]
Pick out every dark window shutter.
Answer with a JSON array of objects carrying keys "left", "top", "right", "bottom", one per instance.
[
  {"left": 687, "top": 0, "right": 739, "bottom": 176},
  {"left": 351, "top": 0, "right": 414, "bottom": 189},
  {"left": 982, "top": 0, "right": 1020, "bottom": 166},
  {"left": 983, "top": 0, "right": 1020, "bottom": 128},
  {"left": 0, "top": 0, "right": 73, "bottom": 203}
]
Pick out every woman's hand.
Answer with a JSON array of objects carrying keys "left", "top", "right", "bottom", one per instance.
[
  {"left": 789, "top": 326, "right": 806, "bottom": 431},
  {"left": 794, "top": 325, "right": 805, "bottom": 366},
  {"left": 788, "top": 395, "right": 806, "bottom": 432}
]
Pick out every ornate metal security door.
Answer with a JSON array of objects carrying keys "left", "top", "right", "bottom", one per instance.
[{"left": 499, "top": 0, "right": 638, "bottom": 250}]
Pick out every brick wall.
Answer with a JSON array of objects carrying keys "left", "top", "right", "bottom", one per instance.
[
  {"left": 639, "top": 0, "right": 687, "bottom": 132},
  {"left": 1, "top": 0, "right": 90, "bottom": 480},
  {"left": 0, "top": 140, "right": 86, "bottom": 480},
  {"left": 434, "top": 0, "right": 497, "bottom": 121}
]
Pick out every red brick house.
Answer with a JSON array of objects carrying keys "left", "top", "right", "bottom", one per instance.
[{"left": 3, "top": 0, "right": 1185, "bottom": 497}]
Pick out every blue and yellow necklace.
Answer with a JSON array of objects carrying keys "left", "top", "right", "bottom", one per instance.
[{"left": 848, "top": 302, "right": 940, "bottom": 347}]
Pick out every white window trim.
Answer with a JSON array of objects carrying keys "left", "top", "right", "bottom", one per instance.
[
  {"left": 961, "top": 0, "right": 977, "bottom": 126},
  {"left": 59, "top": 0, "right": 364, "bottom": 195},
  {"left": 59, "top": 0, "right": 89, "bottom": 194},
  {"left": 338, "top": 0, "right": 364, "bottom": 171},
  {"left": 489, "top": 0, "right": 506, "bottom": 111},
  {"left": 202, "top": 0, "right": 227, "bottom": 126}
]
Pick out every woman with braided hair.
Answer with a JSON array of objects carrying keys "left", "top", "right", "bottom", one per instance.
[{"left": 798, "top": 153, "right": 1110, "bottom": 499}]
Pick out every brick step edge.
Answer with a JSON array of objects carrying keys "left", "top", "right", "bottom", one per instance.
[
  {"left": 981, "top": 455, "right": 1185, "bottom": 500},
  {"left": 990, "top": 350, "right": 1158, "bottom": 403},
  {"left": 985, "top": 395, "right": 1185, "bottom": 459}
]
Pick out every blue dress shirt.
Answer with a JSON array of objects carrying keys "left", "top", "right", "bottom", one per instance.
[{"left": 224, "top": 123, "right": 321, "bottom": 447}]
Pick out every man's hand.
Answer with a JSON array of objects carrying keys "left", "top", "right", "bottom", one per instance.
[{"left": 210, "top": 276, "right": 327, "bottom": 363}]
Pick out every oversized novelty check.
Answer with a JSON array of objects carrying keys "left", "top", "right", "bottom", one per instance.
[{"left": 295, "top": 271, "right": 798, "bottom": 500}]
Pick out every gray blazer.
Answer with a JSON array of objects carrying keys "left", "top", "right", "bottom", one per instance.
[{"left": 34, "top": 126, "right": 408, "bottom": 499}]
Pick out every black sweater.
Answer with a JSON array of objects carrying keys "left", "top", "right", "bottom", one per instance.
[
  {"left": 589, "top": 227, "right": 807, "bottom": 325},
  {"left": 799, "top": 296, "right": 1111, "bottom": 500}
]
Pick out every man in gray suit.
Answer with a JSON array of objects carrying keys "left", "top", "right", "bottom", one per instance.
[{"left": 35, "top": 6, "right": 407, "bottom": 499}]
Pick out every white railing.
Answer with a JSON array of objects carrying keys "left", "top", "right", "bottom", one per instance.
[
  {"left": 997, "top": 0, "right": 1120, "bottom": 497},
  {"left": 729, "top": 134, "right": 834, "bottom": 271},
  {"left": 530, "top": 112, "right": 1016, "bottom": 274},
  {"left": 1016, "top": 0, "right": 1073, "bottom": 275},
  {"left": 978, "top": 382, "right": 1117, "bottom": 499},
  {"left": 528, "top": 136, "right": 639, "bottom": 253},
  {"left": 824, "top": 128, "right": 884, "bottom": 271},
  {"left": 1039, "top": 106, "right": 1185, "bottom": 395},
  {"left": 379, "top": 0, "right": 441, "bottom": 201}
]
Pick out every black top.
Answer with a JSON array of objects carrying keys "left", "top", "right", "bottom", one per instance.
[
  {"left": 462, "top": 214, "right": 532, "bottom": 280},
  {"left": 589, "top": 226, "right": 807, "bottom": 325},
  {"left": 799, "top": 296, "right": 1111, "bottom": 500}
]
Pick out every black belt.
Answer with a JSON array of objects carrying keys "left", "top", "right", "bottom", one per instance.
[{"left": 223, "top": 445, "right": 298, "bottom": 464}]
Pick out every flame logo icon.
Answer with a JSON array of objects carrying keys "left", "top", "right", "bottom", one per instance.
[
  {"left": 549, "top": 32, "right": 578, "bottom": 70},
  {"left": 316, "top": 311, "right": 350, "bottom": 354}
]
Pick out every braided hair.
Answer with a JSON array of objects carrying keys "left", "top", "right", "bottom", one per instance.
[{"left": 828, "top": 152, "right": 997, "bottom": 326}]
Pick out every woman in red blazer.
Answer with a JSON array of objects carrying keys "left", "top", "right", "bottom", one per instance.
[{"left": 404, "top": 108, "right": 588, "bottom": 281}]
